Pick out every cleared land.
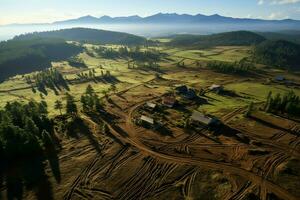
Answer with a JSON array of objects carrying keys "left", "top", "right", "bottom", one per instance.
[{"left": 1, "top": 44, "right": 300, "bottom": 200}]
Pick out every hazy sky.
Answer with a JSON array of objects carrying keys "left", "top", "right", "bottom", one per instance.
[{"left": 0, "top": 0, "right": 300, "bottom": 25}]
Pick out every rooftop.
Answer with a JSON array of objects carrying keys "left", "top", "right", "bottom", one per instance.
[
  {"left": 275, "top": 75, "right": 285, "bottom": 81},
  {"left": 191, "top": 111, "right": 214, "bottom": 125},
  {"left": 162, "top": 96, "right": 176, "bottom": 107},
  {"left": 209, "top": 84, "right": 223, "bottom": 90},
  {"left": 146, "top": 102, "right": 157, "bottom": 109},
  {"left": 140, "top": 115, "right": 154, "bottom": 125}
]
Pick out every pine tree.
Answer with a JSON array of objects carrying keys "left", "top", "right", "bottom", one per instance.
[
  {"left": 89, "top": 70, "right": 93, "bottom": 78},
  {"left": 41, "top": 130, "right": 54, "bottom": 150},
  {"left": 39, "top": 101, "right": 48, "bottom": 115},
  {"left": 86, "top": 84, "right": 94, "bottom": 95},
  {"left": 94, "top": 94, "right": 102, "bottom": 111},
  {"left": 102, "top": 90, "right": 108, "bottom": 98},
  {"left": 102, "top": 123, "right": 108, "bottom": 133},
  {"left": 245, "top": 102, "right": 254, "bottom": 117},
  {"left": 273, "top": 94, "right": 281, "bottom": 112},
  {"left": 264, "top": 91, "right": 272, "bottom": 111},
  {"left": 80, "top": 95, "right": 88, "bottom": 112},
  {"left": 54, "top": 100, "right": 63, "bottom": 115},
  {"left": 66, "top": 93, "right": 77, "bottom": 115},
  {"left": 24, "top": 117, "right": 40, "bottom": 136},
  {"left": 111, "top": 84, "right": 117, "bottom": 93}
]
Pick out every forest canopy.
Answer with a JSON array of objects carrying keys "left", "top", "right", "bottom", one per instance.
[
  {"left": 13, "top": 28, "right": 147, "bottom": 45},
  {"left": 253, "top": 40, "right": 300, "bottom": 70},
  {"left": 168, "top": 31, "right": 266, "bottom": 48},
  {"left": 0, "top": 38, "right": 82, "bottom": 81}
]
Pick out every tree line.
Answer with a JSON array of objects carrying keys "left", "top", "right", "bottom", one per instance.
[
  {"left": 68, "top": 56, "right": 87, "bottom": 68},
  {"left": 206, "top": 59, "right": 254, "bottom": 74},
  {"left": 0, "top": 84, "right": 107, "bottom": 199},
  {"left": 0, "top": 38, "right": 82, "bottom": 82},
  {"left": 264, "top": 90, "right": 300, "bottom": 117},
  {"left": 74, "top": 69, "right": 118, "bottom": 84},
  {"left": 0, "top": 100, "right": 58, "bottom": 199},
  {"left": 26, "top": 68, "right": 69, "bottom": 95},
  {"left": 54, "top": 84, "right": 104, "bottom": 117},
  {"left": 94, "top": 46, "right": 163, "bottom": 62},
  {"left": 253, "top": 40, "right": 300, "bottom": 70},
  {"left": 0, "top": 84, "right": 112, "bottom": 198}
]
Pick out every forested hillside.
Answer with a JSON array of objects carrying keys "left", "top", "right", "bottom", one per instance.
[
  {"left": 168, "top": 31, "right": 266, "bottom": 48},
  {"left": 0, "top": 38, "right": 82, "bottom": 81},
  {"left": 0, "top": 100, "right": 59, "bottom": 200},
  {"left": 257, "top": 32, "right": 300, "bottom": 44},
  {"left": 253, "top": 40, "right": 300, "bottom": 70},
  {"left": 13, "top": 28, "right": 147, "bottom": 45}
]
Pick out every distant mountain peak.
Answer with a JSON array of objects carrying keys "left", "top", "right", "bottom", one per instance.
[
  {"left": 129, "top": 15, "right": 141, "bottom": 18},
  {"left": 48, "top": 12, "right": 300, "bottom": 26},
  {"left": 78, "top": 15, "right": 98, "bottom": 19},
  {"left": 100, "top": 15, "right": 113, "bottom": 19},
  {"left": 81, "top": 15, "right": 94, "bottom": 18},
  {"left": 210, "top": 14, "right": 221, "bottom": 17}
]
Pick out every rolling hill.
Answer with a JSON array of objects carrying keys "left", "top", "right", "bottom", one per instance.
[
  {"left": 253, "top": 40, "right": 300, "bottom": 70},
  {"left": 0, "top": 38, "right": 82, "bottom": 81},
  {"left": 257, "top": 31, "right": 300, "bottom": 44},
  {"left": 13, "top": 28, "right": 147, "bottom": 45},
  {"left": 168, "top": 31, "right": 266, "bottom": 48},
  {"left": 1, "top": 14, "right": 300, "bottom": 40}
]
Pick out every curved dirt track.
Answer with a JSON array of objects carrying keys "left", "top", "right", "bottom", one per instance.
[
  {"left": 67, "top": 82, "right": 300, "bottom": 200},
  {"left": 79, "top": 97, "right": 299, "bottom": 200}
]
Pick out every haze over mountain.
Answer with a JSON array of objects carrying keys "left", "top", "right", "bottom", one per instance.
[
  {"left": 1, "top": 13, "right": 300, "bottom": 41},
  {"left": 52, "top": 13, "right": 300, "bottom": 25}
]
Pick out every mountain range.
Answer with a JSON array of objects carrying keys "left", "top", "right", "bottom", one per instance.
[
  {"left": 1, "top": 13, "right": 300, "bottom": 39},
  {"left": 52, "top": 13, "right": 300, "bottom": 25}
]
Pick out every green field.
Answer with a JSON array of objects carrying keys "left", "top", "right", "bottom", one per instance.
[
  {"left": 166, "top": 46, "right": 251, "bottom": 62},
  {"left": 0, "top": 43, "right": 298, "bottom": 119}
]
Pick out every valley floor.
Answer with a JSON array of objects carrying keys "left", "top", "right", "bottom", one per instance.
[{"left": 1, "top": 45, "right": 300, "bottom": 200}]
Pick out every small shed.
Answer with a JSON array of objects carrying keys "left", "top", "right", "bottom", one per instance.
[
  {"left": 191, "top": 111, "right": 220, "bottom": 126},
  {"left": 275, "top": 75, "right": 285, "bottom": 82},
  {"left": 184, "top": 89, "right": 197, "bottom": 99},
  {"left": 146, "top": 102, "right": 157, "bottom": 109},
  {"left": 175, "top": 85, "right": 197, "bottom": 99},
  {"left": 209, "top": 84, "right": 223, "bottom": 93},
  {"left": 162, "top": 96, "right": 176, "bottom": 108},
  {"left": 175, "top": 85, "right": 188, "bottom": 94},
  {"left": 140, "top": 115, "right": 154, "bottom": 125}
]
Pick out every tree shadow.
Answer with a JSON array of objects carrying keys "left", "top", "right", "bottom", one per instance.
[
  {"left": 155, "top": 125, "right": 174, "bottom": 137},
  {"left": 4, "top": 154, "right": 55, "bottom": 200},
  {"left": 44, "top": 142, "right": 61, "bottom": 184},
  {"left": 66, "top": 117, "right": 102, "bottom": 154},
  {"left": 219, "top": 90, "right": 242, "bottom": 98},
  {"left": 215, "top": 124, "right": 250, "bottom": 144}
]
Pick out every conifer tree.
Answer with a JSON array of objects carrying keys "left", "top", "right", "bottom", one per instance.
[
  {"left": 66, "top": 93, "right": 77, "bottom": 115},
  {"left": 54, "top": 100, "right": 63, "bottom": 115}
]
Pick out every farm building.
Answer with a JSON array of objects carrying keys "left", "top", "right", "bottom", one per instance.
[
  {"left": 140, "top": 115, "right": 154, "bottom": 125},
  {"left": 184, "top": 89, "right": 197, "bottom": 99},
  {"left": 146, "top": 102, "right": 157, "bottom": 110},
  {"left": 209, "top": 84, "right": 223, "bottom": 93},
  {"left": 190, "top": 111, "right": 220, "bottom": 126},
  {"left": 285, "top": 80, "right": 293, "bottom": 85},
  {"left": 162, "top": 96, "right": 177, "bottom": 108},
  {"left": 274, "top": 75, "right": 285, "bottom": 81},
  {"left": 175, "top": 85, "right": 197, "bottom": 99},
  {"left": 175, "top": 85, "right": 188, "bottom": 94}
]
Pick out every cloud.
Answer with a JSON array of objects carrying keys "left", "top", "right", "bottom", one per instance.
[
  {"left": 267, "top": 12, "right": 290, "bottom": 19},
  {"left": 258, "top": 0, "right": 265, "bottom": 5},
  {"left": 258, "top": 0, "right": 300, "bottom": 5},
  {"left": 0, "top": 9, "right": 103, "bottom": 25}
]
